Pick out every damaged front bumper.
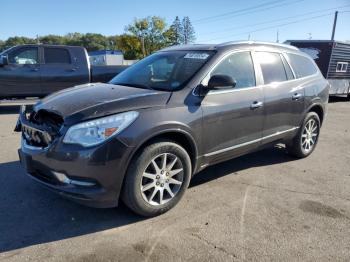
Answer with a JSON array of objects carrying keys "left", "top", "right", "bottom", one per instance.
[{"left": 16, "top": 106, "right": 134, "bottom": 208}]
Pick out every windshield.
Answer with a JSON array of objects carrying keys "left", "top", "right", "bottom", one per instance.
[
  {"left": 110, "top": 50, "right": 214, "bottom": 91},
  {"left": 0, "top": 46, "right": 15, "bottom": 56}
]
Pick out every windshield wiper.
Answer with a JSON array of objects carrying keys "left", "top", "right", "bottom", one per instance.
[{"left": 113, "top": 82, "right": 152, "bottom": 90}]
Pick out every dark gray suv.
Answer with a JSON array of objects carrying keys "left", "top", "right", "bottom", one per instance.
[{"left": 16, "top": 41, "right": 329, "bottom": 216}]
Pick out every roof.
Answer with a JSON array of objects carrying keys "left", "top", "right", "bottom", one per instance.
[
  {"left": 285, "top": 40, "right": 350, "bottom": 45},
  {"left": 13, "top": 44, "right": 85, "bottom": 49},
  {"left": 160, "top": 41, "right": 299, "bottom": 52},
  {"left": 89, "top": 50, "right": 123, "bottom": 56}
]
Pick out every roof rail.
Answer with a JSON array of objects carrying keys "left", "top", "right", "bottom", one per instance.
[{"left": 218, "top": 41, "right": 299, "bottom": 50}]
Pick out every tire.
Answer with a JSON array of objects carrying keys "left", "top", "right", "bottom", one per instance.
[
  {"left": 286, "top": 112, "right": 321, "bottom": 158},
  {"left": 122, "top": 140, "right": 192, "bottom": 217}
]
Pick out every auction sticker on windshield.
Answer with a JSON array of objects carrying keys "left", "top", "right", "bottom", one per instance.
[{"left": 184, "top": 53, "right": 210, "bottom": 60}]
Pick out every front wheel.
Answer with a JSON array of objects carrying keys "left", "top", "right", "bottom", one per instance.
[
  {"left": 286, "top": 112, "right": 321, "bottom": 158},
  {"left": 122, "top": 140, "right": 192, "bottom": 217}
]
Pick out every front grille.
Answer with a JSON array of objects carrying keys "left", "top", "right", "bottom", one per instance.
[
  {"left": 32, "top": 109, "right": 64, "bottom": 131},
  {"left": 16, "top": 106, "right": 64, "bottom": 148}
]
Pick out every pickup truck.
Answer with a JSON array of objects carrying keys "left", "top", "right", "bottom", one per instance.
[{"left": 0, "top": 44, "right": 128, "bottom": 99}]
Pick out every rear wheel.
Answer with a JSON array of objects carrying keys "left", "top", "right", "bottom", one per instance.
[
  {"left": 122, "top": 141, "right": 191, "bottom": 217},
  {"left": 286, "top": 112, "right": 321, "bottom": 158}
]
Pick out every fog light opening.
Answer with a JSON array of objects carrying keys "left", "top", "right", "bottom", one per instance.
[{"left": 52, "top": 172, "right": 96, "bottom": 187}]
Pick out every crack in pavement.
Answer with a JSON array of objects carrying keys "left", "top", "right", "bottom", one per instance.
[
  {"left": 189, "top": 232, "right": 237, "bottom": 260},
  {"left": 237, "top": 182, "right": 350, "bottom": 202}
]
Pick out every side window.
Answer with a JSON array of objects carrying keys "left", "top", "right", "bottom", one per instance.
[
  {"left": 336, "top": 62, "right": 348, "bottom": 73},
  {"left": 210, "top": 51, "right": 256, "bottom": 88},
  {"left": 255, "top": 52, "right": 287, "bottom": 84},
  {"left": 8, "top": 47, "right": 38, "bottom": 65},
  {"left": 44, "top": 48, "right": 71, "bottom": 64},
  {"left": 285, "top": 53, "right": 318, "bottom": 78}
]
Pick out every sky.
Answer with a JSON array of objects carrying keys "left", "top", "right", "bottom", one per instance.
[{"left": 1, "top": 0, "right": 349, "bottom": 43}]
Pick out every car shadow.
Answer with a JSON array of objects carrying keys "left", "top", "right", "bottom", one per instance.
[
  {"left": 0, "top": 105, "right": 25, "bottom": 115},
  {"left": 328, "top": 96, "right": 349, "bottom": 103},
  {"left": 0, "top": 160, "right": 143, "bottom": 253},
  {"left": 190, "top": 145, "right": 294, "bottom": 187},
  {"left": 0, "top": 146, "right": 294, "bottom": 253}
]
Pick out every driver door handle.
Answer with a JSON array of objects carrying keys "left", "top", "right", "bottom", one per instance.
[
  {"left": 292, "top": 93, "right": 303, "bottom": 100},
  {"left": 31, "top": 68, "right": 39, "bottom": 72},
  {"left": 250, "top": 101, "right": 263, "bottom": 110}
]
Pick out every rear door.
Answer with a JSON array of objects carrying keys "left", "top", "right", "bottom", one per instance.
[
  {"left": 253, "top": 51, "right": 304, "bottom": 143},
  {"left": 201, "top": 51, "right": 264, "bottom": 164},
  {"left": 40, "top": 47, "right": 82, "bottom": 94},
  {"left": 0, "top": 46, "right": 41, "bottom": 97}
]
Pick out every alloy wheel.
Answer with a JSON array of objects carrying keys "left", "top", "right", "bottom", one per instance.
[
  {"left": 301, "top": 118, "right": 319, "bottom": 153},
  {"left": 141, "top": 153, "right": 184, "bottom": 206}
]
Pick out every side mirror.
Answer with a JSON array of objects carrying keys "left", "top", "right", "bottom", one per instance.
[
  {"left": 207, "top": 74, "right": 236, "bottom": 90},
  {"left": 0, "top": 55, "right": 8, "bottom": 66}
]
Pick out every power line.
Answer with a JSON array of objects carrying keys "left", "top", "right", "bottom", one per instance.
[
  {"left": 193, "top": 0, "right": 305, "bottom": 25},
  {"left": 201, "top": 12, "right": 335, "bottom": 43},
  {"left": 199, "top": 4, "right": 350, "bottom": 37},
  {"left": 192, "top": 0, "right": 288, "bottom": 23}
]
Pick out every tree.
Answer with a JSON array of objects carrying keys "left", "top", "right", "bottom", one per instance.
[
  {"left": 0, "top": 15, "right": 196, "bottom": 57},
  {"left": 115, "top": 34, "right": 143, "bottom": 59},
  {"left": 0, "top": 40, "right": 5, "bottom": 52},
  {"left": 80, "top": 33, "right": 108, "bottom": 51},
  {"left": 39, "top": 35, "right": 66, "bottom": 45},
  {"left": 1, "top": 36, "right": 35, "bottom": 50},
  {"left": 126, "top": 16, "right": 167, "bottom": 57},
  {"left": 181, "top": 16, "right": 196, "bottom": 44},
  {"left": 165, "top": 16, "right": 183, "bottom": 46}
]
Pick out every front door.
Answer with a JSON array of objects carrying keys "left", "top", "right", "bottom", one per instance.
[
  {"left": 201, "top": 51, "right": 264, "bottom": 164},
  {"left": 0, "top": 47, "right": 41, "bottom": 97}
]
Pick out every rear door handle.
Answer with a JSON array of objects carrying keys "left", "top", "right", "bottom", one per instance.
[
  {"left": 250, "top": 101, "right": 263, "bottom": 109},
  {"left": 292, "top": 93, "right": 303, "bottom": 100},
  {"left": 31, "top": 68, "right": 39, "bottom": 72}
]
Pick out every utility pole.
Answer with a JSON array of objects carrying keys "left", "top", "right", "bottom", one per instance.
[
  {"left": 331, "top": 11, "right": 338, "bottom": 41},
  {"left": 276, "top": 30, "right": 279, "bottom": 43},
  {"left": 248, "top": 34, "right": 251, "bottom": 41}
]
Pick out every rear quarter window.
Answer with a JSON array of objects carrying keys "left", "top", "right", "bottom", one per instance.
[
  {"left": 285, "top": 53, "right": 318, "bottom": 78},
  {"left": 44, "top": 48, "right": 71, "bottom": 64}
]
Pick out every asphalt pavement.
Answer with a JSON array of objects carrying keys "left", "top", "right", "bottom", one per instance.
[{"left": 0, "top": 98, "right": 349, "bottom": 261}]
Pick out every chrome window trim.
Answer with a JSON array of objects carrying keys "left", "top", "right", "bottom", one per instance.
[
  {"left": 195, "top": 49, "right": 258, "bottom": 96},
  {"left": 204, "top": 127, "right": 299, "bottom": 157},
  {"left": 192, "top": 49, "right": 320, "bottom": 97}
]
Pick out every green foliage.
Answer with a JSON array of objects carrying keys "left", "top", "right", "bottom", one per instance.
[
  {"left": 126, "top": 16, "right": 168, "bottom": 57},
  {"left": 182, "top": 16, "right": 196, "bottom": 44},
  {"left": 165, "top": 16, "right": 183, "bottom": 46},
  {"left": 0, "top": 16, "right": 196, "bottom": 58},
  {"left": 114, "top": 34, "right": 143, "bottom": 59},
  {"left": 1, "top": 36, "right": 36, "bottom": 50}
]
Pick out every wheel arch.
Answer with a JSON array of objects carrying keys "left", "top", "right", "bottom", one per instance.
[
  {"left": 307, "top": 103, "right": 324, "bottom": 126},
  {"left": 133, "top": 129, "right": 198, "bottom": 171}
]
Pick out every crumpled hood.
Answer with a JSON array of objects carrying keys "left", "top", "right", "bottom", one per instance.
[{"left": 34, "top": 83, "right": 171, "bottom": 125}]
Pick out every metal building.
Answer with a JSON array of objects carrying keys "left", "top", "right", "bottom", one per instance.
[{"left": 285, "top": 40, "right": 350, "bottom": 96}]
